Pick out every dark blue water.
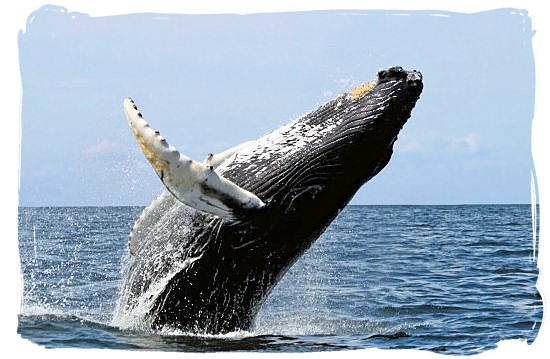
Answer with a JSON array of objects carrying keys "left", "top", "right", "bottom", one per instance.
[{"left": 17, "top": 205, "right": 542, "bottom": 353}]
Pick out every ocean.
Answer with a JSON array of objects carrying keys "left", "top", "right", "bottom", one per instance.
[{"left": 17, "top": 204, "right": 542, "bottom": 354}]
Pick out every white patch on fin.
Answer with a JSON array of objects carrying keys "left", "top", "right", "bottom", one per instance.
[
  {"left": 123, "top": 98, "right": 265, "bottom": 219},
  {"left": 203, "top": 141, "right": 254, "bottom": 169}
]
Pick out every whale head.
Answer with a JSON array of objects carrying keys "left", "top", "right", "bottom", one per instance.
[
  {"left": 118, "top": 66, "right": 423, "bottom": 334},
  {"left": 219, "top": 66, "right": 423, "bottom": 252}
]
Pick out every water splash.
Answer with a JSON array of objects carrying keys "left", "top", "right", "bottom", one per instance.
[
  {"left": 33, "top": 225, "right": 37, "bottom": 262},
  {"left": 111, "top": 201, "right": 203, "bottom": 332}
]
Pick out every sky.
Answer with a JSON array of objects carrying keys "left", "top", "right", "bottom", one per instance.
[{"left": 17, "top": 6, "right": 536, "bottom": 206}]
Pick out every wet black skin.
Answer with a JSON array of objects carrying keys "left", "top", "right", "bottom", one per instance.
[{"left": 121, "top": 67, "right": 423, "bottom": 334}]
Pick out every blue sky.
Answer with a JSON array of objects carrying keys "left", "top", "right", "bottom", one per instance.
[{"left": 17, "top": 6, "right": 536, "bottom": 206}]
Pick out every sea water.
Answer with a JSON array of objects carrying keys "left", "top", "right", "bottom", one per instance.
[{"left": 17, "top": 205, "right": 542, "bottom": 353}]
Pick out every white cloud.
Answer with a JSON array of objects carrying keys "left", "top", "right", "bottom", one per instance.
[
  {"left": 396, "top": 131, "right": 483, "bottom": 156},
  {"left": 451, "top": 132, "right": 482, "bottom": 153},
  {"left": 402, "top": 139, "right": 422, "bottom": 153},
  {"left": 396, "top": 133, "right": 423, "bottom": 154}
]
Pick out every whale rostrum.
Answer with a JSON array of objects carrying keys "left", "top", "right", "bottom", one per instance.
[{"left": 114, "top": 66, "right": 423, "bottom": 334}]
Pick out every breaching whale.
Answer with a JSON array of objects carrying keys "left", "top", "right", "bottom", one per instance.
[{"left": 114, "top": 66, "right": 423, "bottom": 334}]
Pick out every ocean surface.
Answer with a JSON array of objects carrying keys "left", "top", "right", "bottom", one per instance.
[{"left": 17, "top": 205, "right": 542, "bottom": 354}]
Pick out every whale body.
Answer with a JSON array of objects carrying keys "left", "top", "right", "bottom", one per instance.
[{"left": 114, "top": 66, "right": 423, "bottom": 334}]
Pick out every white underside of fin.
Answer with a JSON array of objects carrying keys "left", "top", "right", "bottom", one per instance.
[
  {"left": 203, "top": 140, "right": 254, "bottom": 169},
  {"left": 123, "top": 98, "right": 265, "bottom": 219}
]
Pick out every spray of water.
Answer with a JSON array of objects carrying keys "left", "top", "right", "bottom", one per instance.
[{"left": 33, "top": 225, "right": 37, "bottom": 262}]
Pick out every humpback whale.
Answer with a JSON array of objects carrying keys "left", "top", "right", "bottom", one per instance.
[{"left": 114, "top": 66, "right": 423, "bottom": 334}]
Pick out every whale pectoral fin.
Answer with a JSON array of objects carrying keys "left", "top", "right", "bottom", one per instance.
[
  {"left": 203, "top": 140, "right": 254, "bottom": 169},
  {"left": 124, "top": 98, "right": 265, "bottom": 219}
]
